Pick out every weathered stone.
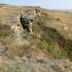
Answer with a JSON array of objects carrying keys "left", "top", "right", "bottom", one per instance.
[{"left": 0, "top": 45, "right": 8, "bottom": 55}]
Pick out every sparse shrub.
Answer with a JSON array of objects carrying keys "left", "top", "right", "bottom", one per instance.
[
  {"left": 7, "top": 43, "right": 25, "bottom": 58},
  {"left": 38, "top": 26, "right": 66, "bottom": 59},
  {"left": 0, "top": 25, "right": 12, "bottom": 38},
  {"left": 47, "top": 45, "right": 64, "bottom": 59},
  {"left": 38, "top": 40, "right": 48, "bottom": 50}
]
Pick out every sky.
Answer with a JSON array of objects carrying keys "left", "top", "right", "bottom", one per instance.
[{"left": 0, "top": 0, "right": 72, "bottom": 10}]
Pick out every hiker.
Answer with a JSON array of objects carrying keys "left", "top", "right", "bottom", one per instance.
[
  {"left": 20, "top": 13, "right": 33, "bottom": 34},
  {"left": 20, "top": 9, "right": 41, "bottom": 34}
]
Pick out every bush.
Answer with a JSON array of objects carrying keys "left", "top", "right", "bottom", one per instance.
[
  {"left": 38, "top": 40, "right": 48, "bottom": 50},
  {"left": 0, "top": 25, "right": 12, "bottom": 38}
]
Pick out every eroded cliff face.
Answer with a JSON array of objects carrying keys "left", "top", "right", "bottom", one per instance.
[{"left": 0, "top": 4, "right": 72, "bottom": 72}]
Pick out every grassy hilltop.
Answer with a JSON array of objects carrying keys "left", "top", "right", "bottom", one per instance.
[{"left": 0, "top": 4, "right": 72, "bottom": 72}]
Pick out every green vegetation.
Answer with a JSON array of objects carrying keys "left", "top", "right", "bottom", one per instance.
[
  {"left": 0, "top": 4, "right": 72, "bottom": 72},
  {"left": 0, "top": 24, "right": 13, "bottom": 37},
  {"left": 38, "top": 40, "right": 48, "bottom": 50},
  {"left": 7, "top": 43, "right": 25, "bottom": 58},
  {"left": 0, "top": 4, "right": 72, "bottom": 61},
  {"left": 27, "top": 11, "right": 72, "bottom": 60},
  {"left": 38, "top": 40, "right": 65, "bottom": 59},
  {"left": 0, "top": 27, "right": 11, "bottom": 38},
  {"left": 0, "top": 24, "right": 14, "bottom": 45}
]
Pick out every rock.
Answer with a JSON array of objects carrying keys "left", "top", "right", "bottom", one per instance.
[
  {"left": 0, "top": 45, "right": 8, "bottom": 55},
  {"left": 64, "top": 27, "right": 68, "bottom": 30}
]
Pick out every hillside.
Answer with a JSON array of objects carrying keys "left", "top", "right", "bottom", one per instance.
[{"left": 0, "top": 4, "right": 72, "bottom": 72}]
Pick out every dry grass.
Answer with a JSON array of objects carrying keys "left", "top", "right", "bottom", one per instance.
[{"left": 0, "top": 4, "right": 72, "bottom": 61}]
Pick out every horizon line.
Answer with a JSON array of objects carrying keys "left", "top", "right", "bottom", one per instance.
[{"left": 0, "top": 3, "right": 72, "bottom": 10}]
